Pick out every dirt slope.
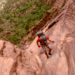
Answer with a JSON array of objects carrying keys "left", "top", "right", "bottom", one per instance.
[{"left": 0, "top": 0, "right": 75, "bottom": 75}]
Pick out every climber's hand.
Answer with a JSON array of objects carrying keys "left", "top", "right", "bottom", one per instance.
[
  {"left": 49, "top": 40, "right": 54, "bottom": 43},
  {"left": 51, "top": 41, "right": 54, "bottom": 43},
  {"left": 38, "top": 46, "right": 40, "bottom": 48}
]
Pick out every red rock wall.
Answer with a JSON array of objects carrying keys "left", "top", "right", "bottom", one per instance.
[{"left": 0, "top": 40, "right": 42, "bottom": 75}]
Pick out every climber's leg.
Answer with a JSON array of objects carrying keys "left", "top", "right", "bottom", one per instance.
[
  {"left": 46, "top": 44, "right": 52, "bottom": 55},
  {"left": 45, "top": 50, "right": 49, "bottom": 58},
  {"left": 42, "top": 46, "right": 49, "bottom": 58}
]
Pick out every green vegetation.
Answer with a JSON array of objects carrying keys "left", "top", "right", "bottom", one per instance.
[{"left": 0, "top": 0, "right": 51, "bottom": 45}]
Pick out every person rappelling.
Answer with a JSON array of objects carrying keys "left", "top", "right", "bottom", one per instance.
[{"left": 36, "top": 30, "right": 54, "bottom": 58}]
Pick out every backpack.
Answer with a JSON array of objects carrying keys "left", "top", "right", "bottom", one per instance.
[{"left": 40, "top": 35, "right": 47, "bottom": 44}]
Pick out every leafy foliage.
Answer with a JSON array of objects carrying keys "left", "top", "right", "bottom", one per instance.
[{"left": 0, "top": 0, "right": 51, "bottom": 45}]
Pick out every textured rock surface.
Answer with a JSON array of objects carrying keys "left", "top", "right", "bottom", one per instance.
[
  {"left": 29, "top": 0, "right": 75, "bottom": 75},
  {"left": 0, "top": 0, "right": 75, "bottom": 75},
  {"left": 0, "top": 57, "right": 14, "bottom": 75},
  {"left": 0, "top": 40, "right": 42, "bottom": 75}
]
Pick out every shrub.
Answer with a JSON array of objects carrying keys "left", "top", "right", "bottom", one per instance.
[{"left": 0, "top": 0, "right": 51, "bottom": 45}]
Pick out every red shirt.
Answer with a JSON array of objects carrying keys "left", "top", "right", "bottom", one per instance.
[{"left": 37, "top": 36, "right": 49, "bottom": 45}]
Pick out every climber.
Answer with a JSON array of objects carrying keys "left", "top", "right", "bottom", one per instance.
[{"left": 36, "top": 30, "right": 54, "bottom": 58}]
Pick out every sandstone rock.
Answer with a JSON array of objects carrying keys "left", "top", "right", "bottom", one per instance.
[
  {"left": 28, "top": 0, "right": 75, "bottom": 75},
  {"left": 0, "top": 0, "right": 75, "bottom": 75},
  {"left": 0, "top": 57, "right": 14, "bottom": 75},
  {"left": 0, "top": 40, "right": 42, "bottom": 75}
]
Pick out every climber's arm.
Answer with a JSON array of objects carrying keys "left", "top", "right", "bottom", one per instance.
[
  {"left": 37, "top": 39, "right": 40, "bottom": 47},
  {"left": 47, "top": 36, "right": 54, "bottom": 43}
]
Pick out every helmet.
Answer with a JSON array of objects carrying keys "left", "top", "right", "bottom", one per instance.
[{"left": 36, "top": 30, "right": 43, "bottom": 37}]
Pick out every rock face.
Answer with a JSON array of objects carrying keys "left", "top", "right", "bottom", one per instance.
[
  {"left": 28, "top": 0, "right": 75, "bottom": 75},
  {"left": 48, "top": 0, "right": 75, "bottom": 75},
  {"left": 0, "top": 40, "right": 42, "bottom": 75},
  {"left": 0, "top": 0, "right": 75, "bottom": 75},
  {"left": 0, "top": 57, "right": 14, "bottom": 75},
  {"left": 46, "top": 0, "right": 75, "bottom": 74}
]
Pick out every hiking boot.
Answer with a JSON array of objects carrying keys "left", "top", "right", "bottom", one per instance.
[
  {"left": 49, "top": 52, "right": 52, "bottom": 55},
  {"left": 47, "top": 55, "right": 49, "bottom": 59}
]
